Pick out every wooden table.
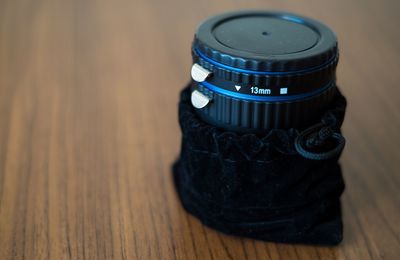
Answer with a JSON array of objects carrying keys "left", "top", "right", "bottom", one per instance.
[{"left": 0, "top": 0, "right": 399, "bottom": 259}]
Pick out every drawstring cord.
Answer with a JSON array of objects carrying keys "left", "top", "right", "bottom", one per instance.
[{"left": 295, "top": 121, "right": 346, "bottom": 160}]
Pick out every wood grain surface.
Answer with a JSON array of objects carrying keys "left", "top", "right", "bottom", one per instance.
[{"left": 0, "top": 0, "right": 399, "bottom": 259}]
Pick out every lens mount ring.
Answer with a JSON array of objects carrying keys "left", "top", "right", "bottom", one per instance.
[
  {"left": 191, "top": 81, "right": 337, "bottom": 132},
  {"left": 192, "top": 48, "right": 339, "bottom": 95}
]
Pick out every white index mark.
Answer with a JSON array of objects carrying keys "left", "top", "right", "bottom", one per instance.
[
  {"left": 235, "top": 85, "right": 241, "bottom": 91},
  {"left": 280, "top": 88, "right": 288, "bottom": 94}
]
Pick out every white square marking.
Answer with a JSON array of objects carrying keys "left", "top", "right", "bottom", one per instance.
[{"left": 280, "top": 88, "right": 288, "bottom": 94}]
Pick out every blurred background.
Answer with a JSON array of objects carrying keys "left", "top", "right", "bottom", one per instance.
[{"left": 0, "top": 0, "right": 399, "bottom": 259}]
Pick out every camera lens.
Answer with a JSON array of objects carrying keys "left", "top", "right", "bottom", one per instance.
[{"left": 190, "top": 11, "right": 339, "bottom": 133}]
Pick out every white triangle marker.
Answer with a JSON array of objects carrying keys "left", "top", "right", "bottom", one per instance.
[{"left": 235, "top": 85, "right": 241, "bottom": 91}]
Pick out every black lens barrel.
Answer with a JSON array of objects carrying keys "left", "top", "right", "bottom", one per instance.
[{"left": 190, "top": 11, "right": 339, "bottom": 132}]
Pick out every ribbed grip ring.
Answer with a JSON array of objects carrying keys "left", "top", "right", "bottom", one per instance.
[
  {"left": 191, "top": 81, "right": 337, "bottom": 132},
  {"left": 192, "top": 48, "right": 339, "bottom": 92}
]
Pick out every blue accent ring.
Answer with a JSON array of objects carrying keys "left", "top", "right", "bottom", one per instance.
[
  {"left": 195, "top": 48, "right": 337, "bottom": 76},
  {"left": 199, "top": 81, "right": 334, "bottom": 102}
]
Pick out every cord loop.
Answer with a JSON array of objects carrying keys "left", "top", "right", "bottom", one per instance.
[{"left": 295, "top": 123, "right": 345, "bottom": 160}]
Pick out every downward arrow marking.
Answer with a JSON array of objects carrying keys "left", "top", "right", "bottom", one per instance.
[{"left": 235, "top": 85, "right": 241, "bottom": 91}]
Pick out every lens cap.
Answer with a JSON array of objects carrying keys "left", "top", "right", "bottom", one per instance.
[{"left": 194, "top": 11, "right": 337, "bottom": 72}]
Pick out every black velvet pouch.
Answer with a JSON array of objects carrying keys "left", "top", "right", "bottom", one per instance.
[{"left": 173, "top": 85, "right": 346, "bottom": 245}]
